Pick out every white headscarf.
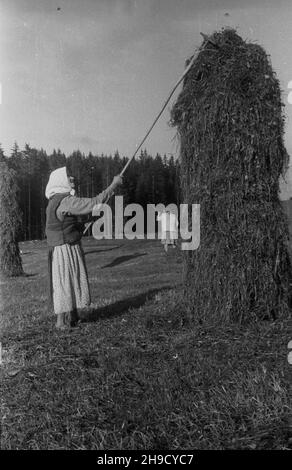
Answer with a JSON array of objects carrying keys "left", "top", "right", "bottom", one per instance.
[{"left": 45, "top": 166, "right": 75, "bottom": 199}]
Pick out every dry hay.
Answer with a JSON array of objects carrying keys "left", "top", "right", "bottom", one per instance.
[
  {"left": 171, "top": 28, "right": 292, "bottom": 323},
  {"left": 0, "top": 161, "right": 24, "bottom": 277}
]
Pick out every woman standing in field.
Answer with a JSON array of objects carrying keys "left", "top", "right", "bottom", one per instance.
[
  {"left": 45, "top": 166, "right": 122, "bottom": 330},
  {"left": 157, "top": 209, "right": 179, "bottom": 252}
]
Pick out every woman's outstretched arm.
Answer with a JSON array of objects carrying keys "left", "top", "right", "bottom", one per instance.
[{"left": 56, "top": 175, "right": 122, "bottom": 218}]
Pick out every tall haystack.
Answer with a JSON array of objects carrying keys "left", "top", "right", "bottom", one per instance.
[
  {"left": 171, "top": 28, "right": 291, "bottom": 323},
  {"left": 0, "top": 161, "right": 24, "bottom": 277}
]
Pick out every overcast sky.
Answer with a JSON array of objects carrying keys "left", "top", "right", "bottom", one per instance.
[{"left": 1, "top": 0, "right": 292, "bottom": 177}]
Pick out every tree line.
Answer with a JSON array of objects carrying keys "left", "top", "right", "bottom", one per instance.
[{"left": 0, "top": 143, "right": 180, "bottom": 241}]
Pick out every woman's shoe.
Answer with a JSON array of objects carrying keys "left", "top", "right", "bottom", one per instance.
[
  {"left": 56, "top": 312, "right": 69, "bottom": 330},
  {"left": 69, "top": 309, "right": 79, "bottom": 327}
]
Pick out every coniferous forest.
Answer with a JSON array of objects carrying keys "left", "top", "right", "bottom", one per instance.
[{"left": 0, "top": 143, "right": 179, "bottom": 241}]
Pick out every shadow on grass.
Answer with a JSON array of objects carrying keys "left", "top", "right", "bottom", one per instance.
[
  {"left": 102, "top": 253, "right": 147, "bottom": 269},
  {"left": 84, "top": 245, "right": 122, "bottom": 256},
  {"left": 0, "top": 272, "right": 38, "bottom": 282},
  {"left": 81, "top": 286, "right": 172, "bottom": 322}
]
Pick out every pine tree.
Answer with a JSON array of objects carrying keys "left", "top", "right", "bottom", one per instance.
[
  {"left": 0, "top": 145, "right": 6, "bottom": 162},
  {"left": 0, "top": 160, "right": 24, "bottom": 277}
]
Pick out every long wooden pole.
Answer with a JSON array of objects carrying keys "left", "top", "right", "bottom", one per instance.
[
  {"left": 119, "top": 37, "right": 212, "bottom": 177},
  {"left": 84, "top": 34, "right": 216, "bottom": 235}
]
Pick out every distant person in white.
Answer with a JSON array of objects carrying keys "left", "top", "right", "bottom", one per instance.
[{"left": 157, "top": 209, "right": 178, "bottom": 252}]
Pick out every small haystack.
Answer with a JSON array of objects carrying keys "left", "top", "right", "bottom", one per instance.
[{"left": 171, "top": 28, "right": 291, "bottom": 323}]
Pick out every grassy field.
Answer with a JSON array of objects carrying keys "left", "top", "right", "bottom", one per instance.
[{"left": 0, "top": 237, "right": 291, "bottom": 450}]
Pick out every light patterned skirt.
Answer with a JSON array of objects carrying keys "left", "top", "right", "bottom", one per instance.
[{"left": 51, "top": 243, "right": 91, "bottom": 315}]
